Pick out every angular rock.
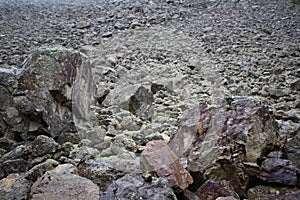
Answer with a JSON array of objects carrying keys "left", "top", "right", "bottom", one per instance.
[
  {"left": 1, "top": 159, "right": 30, "bottom": 178},
  {"left": 103, "top": 174, "right": 177, "bottom": 200},
  {"left": 284, "top": 134, "right": 300, "bottom": 170},
  {"left": 140, "top": 140, "right": 193, "bottom": 190},
  {"left": 169, "top": 96, "right": 280, "bottom": 196},
  {"left": 13, "top": 47, "right": 94, "bottom": 138},
  {"left": 195, "top": 180, "right": 239, "bottom": 200},
  {"left": 259, "top": 158, "right": 298, "bottom": 186},
  {"left": 31, "top": 164, "right": 99, "bottom": 200},
  {"left": 248, "top": 185, "right": 300, "bottom": 200},
  {"left": 24, "top": 159, "right": 59, "bottom": 183},
  {"left": 102, "top": 84, "right": 153, "bottom": 120},
  {"left": 0, "top": 173, "right": 30, "bottom": 200},
  {"left": 32, "top": 135, "right": 59, "bottom": 157},
  {"left": 78, "top": 158, "right": 140, "bottom": 192}
]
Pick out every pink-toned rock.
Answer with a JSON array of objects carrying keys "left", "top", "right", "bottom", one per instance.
[{"left": 140, "top": 140, "right": 193, "bottom": 190}]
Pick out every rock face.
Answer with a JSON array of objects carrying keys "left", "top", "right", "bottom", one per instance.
[
  {"left": 13, "top": 47, "right": 94, "bottom": 138},
  {"left": 103, "top": 174, "right": 177, "bottom": 200},
  {"left": 169, "top": 96, "right": 280, "bottom": 197},
  {"left": 140, "top": 140, "right": 193, "bottom": 190},
  {"left": 30, "top": 164, "right": 99, "bottom": 200}
]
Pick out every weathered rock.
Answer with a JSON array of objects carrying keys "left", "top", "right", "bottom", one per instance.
[
  {"left": 0, "top": 173, "right": 30, "bottom": 200},
  {"left": 140, "top": 140, "right": 193, "bottom": 190},
  {"left": 285, "top": 134, "right": 300, "bottom": 170},
  {"left": 13, "top": 47, "right": 94, "bottom": 138},
  {"left": 259, "top": 157, "right": 298, "bottom": 186},
  {"left": 102, "top": 84, "right": 153, "bottom": 120},
  {"left": 78, "top": 158, "right": 140, "bottom": 192},
  {"left": 31, "top": 164, "right": 99, "bottom": 200},
  {"left": 1, "top": 159, "right": 30, "bottom": 178},
  {"left": 103, "top": 174, "right": 177, "bottom": 200},
  {"left": 248, "top": 185, "right": 300, "bottom": 200},
  {"left": 24, "top": 159, "right": 59, "bottom": 183},
  {"left": 195, "top": 180, "right": 239, "bottom": 200},
  {"left": 32, "top": 135, "right": 59, "bottom": 157},
  {"left": 169, "top": 96, "right": 280, "bottom": 196}
]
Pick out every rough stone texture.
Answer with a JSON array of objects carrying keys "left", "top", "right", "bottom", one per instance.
[
  {"left": 259, "top": 158, "right": 298, "bottom": 186},
  {"left": 32, "top": 135, "right": 59, "bottom": 157},
  {"left": 13, "top": 47, "right": 94, "bottom": 138},
  {"left": 24, "top": 159, "right": 59, "bottom": 183},
  {"left": 103, "top": 174, "right": 177, "bottom": 200},
  {"left": 140, "top": 140, "right": 193, "bottom": 190},
  {"left": 0, "top": 173, "right": 30, "bottom": 200},
  {"left": 77, "top": 158, "right": 140, "bottom": 192},
  {"left": 284, "top": 135, "right": 300, "bottom": 170},
  {"left": 195, "top": 180, "right": 239, "bottom": 200},
  {"left": 169, "top": 96, "right": 280, "bottom": 197},
  {"left": 102, "top": 84, "right": 153, "bottom": 120},
  {"left": 248, "top": 185, "right": 300, "bottom": 200},
  {"left": 0, "top": 158, "right": 30, "bottom": 179},
  {"left": 31, "top": 164, "right": 100, "bottom": 200}
]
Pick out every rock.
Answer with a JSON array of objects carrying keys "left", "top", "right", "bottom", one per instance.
[
  {"left": 32, "top": 135, "right": 59, "bottom": 157},
  {"left": 216, "top": 197, "right": 238, "bottom": 200},
  {"left": 291, "top": 79, "right": 300, "bottom": 91},
  {"left": 13, "top": 47, "right": 94, "bottom": 138},
  {"left": 140, "top": 140, "right": 193, "bottom": 190},
  {"left": 24, "top": 159, "right": 59, "bottom": 183},
  {"left": 247, "top": 185, "right": 300, "bottom": 200},
  {"left": 77, "top": 158, "right": 140, "bottom": 192},
  {"left": 259, "top": 157, "right": 298, "bottom": 186},
  {"left": 1, "top": 159, "right": 30, "bottom": 178},
  {"left": 169, "top": 96, "right": 280, "bottom": 197},
  {"left": 195, "top": 180, "right": 239, "bottom": 200},
  {"left": 103, "top": 174, "right": 177, "bottom": 200},
  {"left": 69, "top": 145, "right": 100, "bottom": 160},
  {"left": 31, "top": 164, "right": 99, "bottom": 200},
  {"left": 284, "top": 135, "right": 300, "bottom": 170},
  {"left": 103, "top": 84, "right": 154, "bottom": 120},
  {"left": 0, "top": 173, "right": 30, "bottom": 200}
]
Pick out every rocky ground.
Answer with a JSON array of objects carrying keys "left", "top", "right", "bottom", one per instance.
[{"left": 0, "top": 0, "right": 300, "bottom": 199}]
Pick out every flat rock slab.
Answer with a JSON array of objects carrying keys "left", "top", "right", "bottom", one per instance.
[{"left": 140, "top": 140, "right": 193, "bottom": 190}]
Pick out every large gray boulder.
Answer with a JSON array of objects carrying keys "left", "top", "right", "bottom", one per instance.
[
  {"left": 168, "top": 96, "right": 280, "bottom": 197},
  {"left": 13, "top": 47, "right": 94, "bottom": 138},
  {"left": 103, "top": 174, "right": 177, "bottom": 200},
  {"left": 30, "top": 164, "right": 100, "bottom": 200}
]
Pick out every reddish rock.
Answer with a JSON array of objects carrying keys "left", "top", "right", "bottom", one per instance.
[
  {"left": 140, "top": 140, "right": 193, "bottom": 190},
  {"left": 195, "top": 180, "right": 239, "bottom": 200}
]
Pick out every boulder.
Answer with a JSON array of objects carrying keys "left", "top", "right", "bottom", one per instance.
[
  {"left": 24, "top": 159, "right": 59, "bottom": 183},
  {"left": 77, "top": 158, "right": 140, "bottom": 192},
  {"left": 284, "top": 134, "right": 300, "bottom": 170},
  {"left": 32, "top": 135, "right": 59, "bottom": 157},
  {"left": 168, "top": 96, "right": 280, "bottom": 197},
  {"left": 102, "top": 84, "right": 153, "bottom": 120},
  {"left": 103, "top": 174, "right": 177, "bottom": 200},
  {"left": 248, "top": 185, "right": 300, "bottom": 200},
  {"left": 195, "top": 180, "right": 239, "bottom": 200},
  {"left": 13, "top": 47, "right": 94, "bottom": 138},
  {"left": 0, "top": 173, "right": 30, "bottom": 200},
  {"left": 30, "top": 164, "right": 99, "bottom": 200},
  {"left": 259, "top": 158, "right": 298, "bottom": 186},
  {"left": 140, "top": 140, "right": 193, "bottom": 190}
]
